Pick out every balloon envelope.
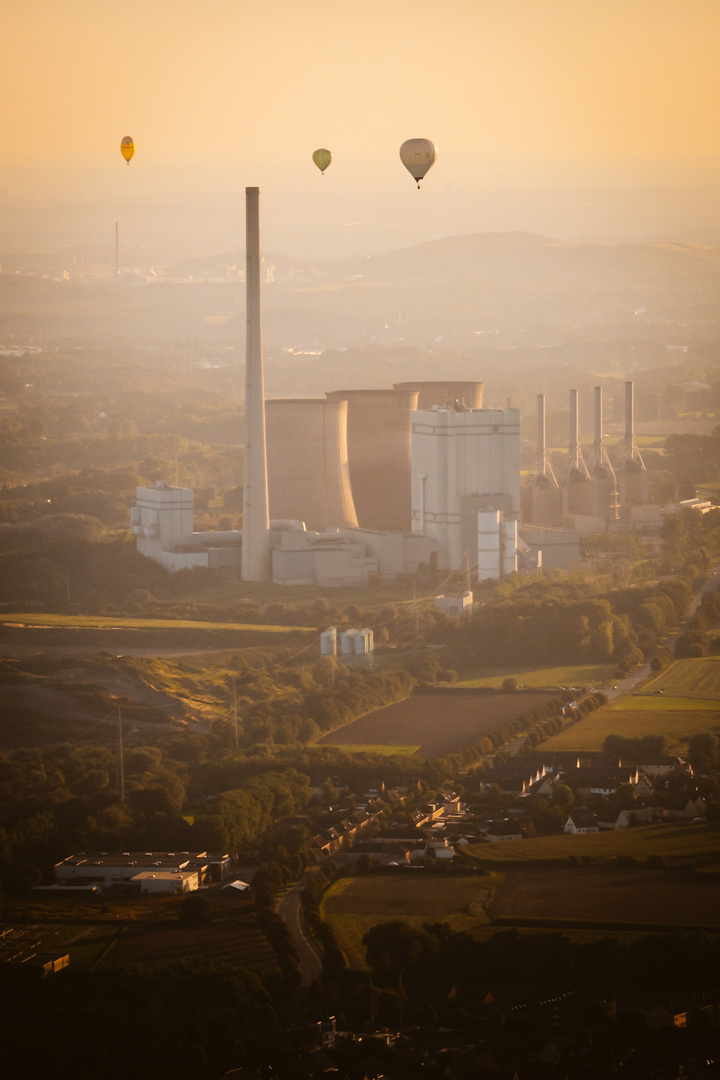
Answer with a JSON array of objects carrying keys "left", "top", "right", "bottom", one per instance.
[
  {"left": 399, "top": 138, "right": 437, "bottom": 186},
  {"left": 312, "top": 148, "right": 332, "bottom": 174},
  {"left": 120, "top": 136, "right": 135, "bottom": 164}
]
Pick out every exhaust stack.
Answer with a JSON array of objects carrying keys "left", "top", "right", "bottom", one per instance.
[
  {"left": 534, "top": 394, "right": 558, "bottom": 488},
  {"left": 241, "top": 187, "right": 271, "bottom": 582},
  {"left": 566, "top": 389, "right": 590, "bottom": 483}
]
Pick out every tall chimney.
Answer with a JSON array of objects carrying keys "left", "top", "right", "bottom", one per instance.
[
  {"left": 534, "top": 394, "right": 557, "bottom": 487},
  {"left": 566, "top": 389, "right": 590, "bottom": 482},
  {"left": 620, "top": 380, "right": 646, "bottom": 472},
  {"left": 241, "top": 187, "right": 271, "bottom": 582},
  {"left": 589, "top": 385, "right": 619, "bottom": 519}
]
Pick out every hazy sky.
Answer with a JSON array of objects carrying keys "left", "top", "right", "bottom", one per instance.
[
  {"left": 5, "top": 0, "right": 720, "bottom": 184},
  {"left": 4, "top": 0, "right": 720, "bottom": 258}
]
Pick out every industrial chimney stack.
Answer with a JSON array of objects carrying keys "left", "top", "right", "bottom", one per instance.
[
  {"left": 241, "top": 187, "right": 271, "bottom": 582},
  {"left": 617, "top": 379, "right": 647, "bottom": 513},
  {"left": 588, "top": 385, "right": 619, "bottom": 520},
  {"left": 530, "top": 394, "right": 563, "bottom": 526}
]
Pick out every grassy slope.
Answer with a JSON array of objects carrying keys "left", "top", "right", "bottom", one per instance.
[
  {"left": 462, "top": 822, "right": 720, "bottom": 865},
  {"left": 321, "top": 874, "right": 493, "bottom": 969},
  {"left": 458, "top": 663, "right": 616, "bottom": 689},
  {"left": 0, "top": 613, "right": 311, "bottom": 633},
  {"left": 537, "top": 658, "right": 720, "bottom": 753}
]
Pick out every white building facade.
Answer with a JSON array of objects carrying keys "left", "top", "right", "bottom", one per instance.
[{"left": 411, "top": 406, "right": 521, "bottom": 573}]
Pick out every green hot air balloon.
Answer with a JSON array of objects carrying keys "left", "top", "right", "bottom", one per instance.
[{"left": 312, "top": 148, "right": 333, "bottom": 175}]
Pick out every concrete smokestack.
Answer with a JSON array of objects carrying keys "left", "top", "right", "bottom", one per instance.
[
  {"left": 534, "top": 394, "right": 557, "bottom": 487},
  {"left": 530, "top": 393, "right": 562, "bottom": 526},
  {"left": 618, "top": 379, "right": 647, "bottom": 513},
  {"left": 241, "top": 187, "right": 271, "bottom": 582},
  {"left": 589, "top": 385, "right": 619, "bottom": 520},
  {"left": 566, "top": 389, "right": 590, "bottom": 483}
]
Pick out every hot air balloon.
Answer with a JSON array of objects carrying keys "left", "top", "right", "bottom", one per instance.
[
  {"left": 120, "top": 136, "right": 135, "bottom": 165},
  {"left": 312, "top": 148, "right": 332, "bottom": 175},
  {"left": 399, "top": 138, "right": 437, "bottom": 188}
]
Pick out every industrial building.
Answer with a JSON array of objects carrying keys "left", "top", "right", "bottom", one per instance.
[
  {"left": 130, "top": 189, "right": 657, "bottom": 586},
  {"left": 410, "top": 403, "right": 521, "bottom": 573}
]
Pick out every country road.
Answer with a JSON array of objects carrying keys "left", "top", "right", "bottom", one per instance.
[
  {"left": 603, "top": 562, "right": 720, "bottom": 703},
  {"left": 276, "top": 878, "right": 324, "bottom": 987}
]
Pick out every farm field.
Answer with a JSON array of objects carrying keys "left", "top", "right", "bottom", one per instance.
[
  {"left": 458, "top": 664, "right": 615, "bottom": 690},
  {"left": 317, "top": 689, "right": 558, "bottom": 759},
  {"left": 486, "top": 865, "right": 720, "bottom": 929},
  {"left": 540, "top": 704, "right": 719, "bottom": 753},
  {"left": 644, "top": 657, "right": 720, "bottom": 698},
  {"left": 463, "top": 823, "right": 720, "bottom": 865},
  {"left": 102, "top": 916, "right": 277, "bottom": 972},
  {"left": 321, "top": 874, "right": 492, "bottom": 969}
]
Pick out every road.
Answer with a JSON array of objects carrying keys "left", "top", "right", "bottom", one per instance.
[
  {"left": 603, "top": 563, "right": 720, "bottom": 703},
  {"left": 276, "top": 878, "right": 324, "bottom": 987}
]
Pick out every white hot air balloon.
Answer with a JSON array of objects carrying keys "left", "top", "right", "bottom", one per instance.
[{"left": 399, "top": 138, "right": 437, "bottom": 188}]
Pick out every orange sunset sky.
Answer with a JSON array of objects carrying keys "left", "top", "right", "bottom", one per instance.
[{"left": 4, "top": 0, "right": 720, "bottom": 188}]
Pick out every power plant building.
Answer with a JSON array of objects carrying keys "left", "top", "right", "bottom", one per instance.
[
  {"left": 411, "top": 405, "right": 521, "bottom": 572},
  {"left": 131, "top": 482, "right": 241, "bottom": 572}
]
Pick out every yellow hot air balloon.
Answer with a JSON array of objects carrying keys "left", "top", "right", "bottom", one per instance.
[
  {"left": 120, "top": 136, "right": 135, "bottom": 165},
  {"left": 399, "top": 138, "right": 437, "bottom": 188},
  {"left": 312, "top": 148, "right": 332, "bottom": 175}
]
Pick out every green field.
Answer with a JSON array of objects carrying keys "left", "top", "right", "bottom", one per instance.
[
  {"left": 612, "top": 695, "right": 720, "bottom": 711},
  {"left": 321, "top": 874, "right": 493, "bottom": 968},
  {"left": 0, "top": 613, "right": 311, "bottom": 634},
  {"left": 458, "top": 664, "right": 616, "bottom": 690},
  {"left": 540, "top": 707, "right": 717, "bottom": 753},
  {"left": 644, "top": 657, "right": 720, "bottom": 699},
  {"left": 463, "top": 823, "right": 720, "bottom": 865},
  {"left": 310, "top": 744, "right": 421, "bottom": 756},
  {"left": 536, "top": 657, "right": 720, "bottom": 753}
]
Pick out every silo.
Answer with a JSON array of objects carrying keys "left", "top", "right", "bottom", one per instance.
[
  {"left": 326, "top": 388, "right": 419, "bottom": 531},
  {"left": 320, "top": 626, "right": 337, "bottom": 658},
  {"left": 394, "top": 380, "right": 484, "bottom": 410},
  {"left": 265, "top": 398, "right": 358, "bottom": 532}
]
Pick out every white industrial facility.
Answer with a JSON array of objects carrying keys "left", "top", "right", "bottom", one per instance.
[{"left": 130, "top": 187, "right": 659, "bottom": 587}]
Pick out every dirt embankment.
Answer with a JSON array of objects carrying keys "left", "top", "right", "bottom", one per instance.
[{"left": 0, "top": 624, "right": 308, "bottom": 651}]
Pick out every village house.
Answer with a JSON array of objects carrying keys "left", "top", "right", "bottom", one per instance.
[
  {"left": 486, "top": 819, "right": 525, "bottom": 842},
  {"left": 563, "top": 808, "right": 599, "bottom": 834},
  {"left": 565, "top": 765, "right": 640, "bottom": 799}
]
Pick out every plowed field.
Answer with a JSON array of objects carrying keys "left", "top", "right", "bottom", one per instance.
[
  {"left": 319, "top": 690, "right": 557, "bottom": 759},
  {"left": 102, "top": 918, "right": 277, "bottom": 972},
  {"left": 487, "top": 865, "right": 720, "bottom": 928}
]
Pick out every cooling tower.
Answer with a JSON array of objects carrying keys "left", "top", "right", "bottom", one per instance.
[
  {"left": 393, "top": 380, "right": 484, "bottom": 410},
  {"left": 326, "top": 388, "right": 419, "bottom": 531},
  {"left": 265, "top": 398, "right": 358, "bottom": 531}
]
